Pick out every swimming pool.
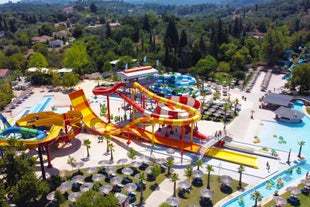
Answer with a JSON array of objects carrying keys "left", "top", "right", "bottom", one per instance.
[
  {"left": 31, "top": 96, "right": 54, "bottom": 113},
  {"left": 222, "top": 100, "right": 310, "bottom": 207}
]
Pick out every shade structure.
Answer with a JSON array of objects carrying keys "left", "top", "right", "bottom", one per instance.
[
  {"left": 193, "top": 170, "right": 204, "bottom": 178},
  {"left": 166, "top": 156, "right": 174, "bottom": 161},
  {"left": 124, "top": 183, "right": 137, "bottom": 192},
  {"left": 58, "top": 181, "right": 71, "bottom": 193},
  {"left": 74, "top": 161, "right": 84, "bottom": 169},
  {"left": 139, "top": 154, "right": 148, "bottom": 163},
  {"left": 155, "top": 158, "right": 166, "bottom": 165},
  {"left": 105, "top": 166, "right": 116, "bottom": 174},
  {"left": 68, "top": 192, "right": 82, "bottom": 202},
  {"left": 46, "top": 191, "right": 55, "bottom": 201},
  {"left": 221, "top": 175, "right": 233, "bottom": 184},
  {"left": 131, "top": 161, "right": 142, "bottom": 168},
  {"left": 98, "top": 160, "right": 109, "bottom": 166},
  {"left": 273, "top": 196, "right": 287, "bottom": 205},
  {"left": 80, "top": 183, "right": 93, "bottom": 192},
  {"left": 166, "top": 148, "right": 175, "bottom": 155},
  {"left": 166, "top": 196, "right": 179, "bottom": 206},
  {"left": 92, "top": 174, "right": 104, "bottom": 182},
  {"left": 85, "top": 167, "right": 97, "bottom": 174},
  {"left": 178, "top": 181, "right": 191, "bottom": 189},
  {"left": 145, "top": 166, "right": 153, "bottom": 174},
  {"left": 117, "top": 158, "right": 128, "bottom": 165},
  {"left": 100, "top": 185, "right": 113, "bottom": 194},
  {"left": 110, "top": 176, "right": 122, "bottom": 185},
  {"left": 122, "top": 167, "right": 134, "bottom": 176},
  {"left": 200, "top": 188, "right": 214, "bottom": 198},
  {"left": 301, "top": 179, "right": 310, "bottom": 187},
  {"left": 72, "top": 175, "right": 84, "bottom": 183}
]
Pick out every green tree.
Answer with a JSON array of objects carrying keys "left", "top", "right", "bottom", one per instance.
[
  {"left": 72, "top": 24, "right": 84, "bottom": 39},
  {"left": 108, "top": 142, "right": 115, "bottom": 161},
  {"left": 127, "top": 147, "right": 138, "bottom": 161},
  {"left": 8, "top": 53, "right": 27, "bottom": 71},
  {"left": 83, "top": 139, "right": 91, "bottom": 158},
  {"left": 67, "top": 155, "right": 76, "bottom": 171},
  {"left": 191, "top": 55, "right": 218, "bottom": 77},
  {"left": 166, "top": 159, "right": 174, "bottom": 176},
  {"left": 61, "top": 72, "right": 80, "bottom": 89},
  {"left": 117, "top": 37, "right": 135, "bottom": 56},
  {"left": 195, "top": 159, "right": 203, "bottom": 171},
  {"left": 0, "top": 182, "right": 10, "bottom": 207},
  {"left": 184, "top": 165, "right": 193, "bottom": 183},
  {"left": 75, "top": 190, "right": 118, "bottom": 207},
  {"left": 104, "top": 135, "right": 111, "bottom": 154},
  {"left": 170, "top": 173, "right": 179, "bottom": 197},
  {"left": 298, "top": 141, "right": 306, "bottom": 158},
  {"left": 206, "top": 164, "right": 214, "bottom": 189},
  {"left": 0, "top": 81, "right": 14, "bottom": 110},
  {"left": 288, "top": 63, "right": 310, "bottom": 93},
  {"left": 90, "top": 3, "right": 97, "bottom": 13},
  {"left": 63, "top": 41, "right": 90, "bottom": 74},
  {"left": 237, "top": 165, "right": 245, "bottom": 189},
  {"left": 50, "top": 71, "right": 62, "bottom": 87},
  {"left": 151, "top": 164, "right": 161, "bottom": 183},
  {"left": 32, "top": 43, "right": 48, "bottom": 57},
  {"left": 54, "top": 189, "right": 65, "bottom": 205},
  {"left": 28, "top": 52, "right": 48, "bottom": 68},
  {"left": 11, "top": 173, "right": 49, "bottom": 206},
  {"left": 138, "top": 173, "right": 147, "bottom": 206},
  {"left": 250, "top": 190, "right": 263, "bottom": 207}
]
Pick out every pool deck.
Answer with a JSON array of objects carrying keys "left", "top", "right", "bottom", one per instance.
[{"left": 1, "top": 71, "right": 305, "bottom": 206}]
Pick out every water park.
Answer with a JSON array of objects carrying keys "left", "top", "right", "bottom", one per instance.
[{"left": 0, "top": 65, "right": 310, "bottom": 206}]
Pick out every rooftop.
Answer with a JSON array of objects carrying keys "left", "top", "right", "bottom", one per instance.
[
  {"left": 274, "top": 106, "right": 305, "bottom": 119},
  {"left": 117, "top": 66, "right": 158, "bottom": 80},
  {"left": 263, "top": 93, "right": 293, "bottom": 107}
]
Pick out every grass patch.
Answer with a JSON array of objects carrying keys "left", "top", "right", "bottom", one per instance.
[{"left": 306, "top": 106, "right": 310, "bottom": 116}]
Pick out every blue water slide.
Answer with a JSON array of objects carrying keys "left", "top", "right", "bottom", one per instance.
[
  {"left": 0, "top": 113, "right": 11, "bottom": 128},
  {"left": 0, "top": 127, "right": 46, "bottom": 140}
]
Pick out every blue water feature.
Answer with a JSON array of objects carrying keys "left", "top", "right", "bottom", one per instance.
[
  {"left": 223, "top": 100, "right": 310, "bottom": 207},
  {"left": 32, "top": 96, "right": 54, "bottom": 113},
  {"left": 223, "top": 161, "right": 310, "bottom": 207},
  {"left": 38, "top": 96, "right": 53, "bottom": 112}
]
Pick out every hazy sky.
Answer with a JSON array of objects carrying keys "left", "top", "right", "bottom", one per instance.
[{"left": 0, "top": 0, "right": 20, "bottom": 4}]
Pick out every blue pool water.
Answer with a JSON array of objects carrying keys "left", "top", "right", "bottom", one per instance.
[
  {"left": 32, "top": 96, "right": 54, "bottom": 113},
  {"left": 223, "top": 100, "right": 310, "bottom": 207}
]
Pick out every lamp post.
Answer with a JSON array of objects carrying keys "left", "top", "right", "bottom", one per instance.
[{"left": 287, "top": 148, "right": 292, "bottom": 165}]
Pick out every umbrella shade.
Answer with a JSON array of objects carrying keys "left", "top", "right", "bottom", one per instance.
[
  {"left": 68, "top": 192, "right": 82, "bottom": 202},
  {"left": 178, "top": 181, "right": 191, "bottom": 189},
  {"left": 46, "top": 191, "right": 55, "bottom": 201},
  {"left": 105, "top": 166, "right": 116, "bottom": 174},
  {"left": 122, "top": 167, "right": 134, "bottom": 176},
  {"left": 193, "top": 170, "right": 204, "bottom": 178},
  {"left": 221, "top": 175, "right": 233, "bottom": 184},
  {"left": 166, "top": 156, "right": 174, "bottom": 161},
  {"left": 145, "top": 166, "right": 153, "bottom": 174},
  {"left": 85, "top": 167, "right": 97, "bottom": 174},
  {"left": 58, "top": 181, "right": 71, "bottom": 193},
  {"left": 92, "top": 174, "right": 104, "bottom": 182},
  {"left": 155, "top": 158, "right": 166, "bottom": 165},
  {"left": 124, "top": 183, "right": 137, "bottom": 192},
  {"left": 72, "top": 175, "right": 84, "bottom": 183},
  {"left": 301, "top": 179, "right": 310, "bottom": 186},
  {"left": 74, "top": 161, "right": 84, "bottom": 169},
  {"left": 98, "top": 160, "right": 109, "bottom": 166},
  {"left": 166, "top": 196, "right": 179, "bottom": 206},
  {"left": 166, "top": 148, "right": 175, "bottom": 155},
  {"left": 273, "top": 196, "right": 287, "bottom": 205},
  {"left": 117, "top": 158, "right": 128, "bottom": 165},
  {"left": 131, "top": 161, "right": 142, "bottom": 168},
  {"left": 286, "top": 186, "right": 300, "bottom": 192},
  {"left": 110, "top": 176, "right": 122, "bottom": 185},
  {"left": 80, "top": 183, "right": 93, "bottom": 192},
  {"left": 100, "top": 185, "right": 113, "bottom": 194},
  {"left": 200, "top": 188, "right": 214, "bottom": 198},
  {"left": 139, "top": 155, "right": 148, "bottom": 163}
]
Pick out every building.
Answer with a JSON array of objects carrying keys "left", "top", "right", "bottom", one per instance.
[
  {"left": 262, "top": 93, "right": 293, "bottom": 108},
  {"left": 0, "top": 69, "right": 10, "bottom": 79},
  {"left": 274, "top": 106, "right": 304, "bottom": 123},
  {"left": 53, "top": 30, "right": 70, "bottom": 39},
  {"left": 48, "top": 39, "right": 64, "bottom": 48},
  {"left": 31, "top": 35, "right": 53, "bottom": 44}
]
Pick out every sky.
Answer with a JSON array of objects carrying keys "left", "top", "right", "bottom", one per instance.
[{"left": 0, "top": 0, "right": 20, "bottom": 4}]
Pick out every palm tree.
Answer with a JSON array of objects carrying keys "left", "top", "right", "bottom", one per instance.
[
  {"left": 138, "top": 173, "right": 147, "bottom": 206},
  {"left": 195, "top": 159, "right": 203, "bottom": 171},
  {"left": 234, "top": 98, "right": 239, "bottom": 114},
  {"left": 166, "top": 159, "right": 174, "bottom": 176},
  {"left": 206, "top": 164, "right": 214, "bottom": 189},
  {"left": 127, "top": 147, "right": 138, "bottom": 161},
  {"left": 250, "top": 190, "right": 263, "bottom": 207},
  {"left": 223, "top": 103, "right": 230, "bottom": 123},
  {"left": 151, "top": 164, "right": 161, "bottom": 189},
  {"left": 67, "top": 155, "right": 76, "bottom": 171},
  {"left": 184, "top": 165, "right": 193, "bottom": 183},
  {"left": 97, "top": 135, "right": 104, "bottom": 143},
  {"left": 108, "top": 142, "right": 115, "bottom": 161},
  {"left": 104, "top": 135, "right": 111, "bottom": 154},
  {"left": 298, "top": 141, "right": 305, "bottom": 158},
  {"left": 83, "top": 139, "right": 91, "bottom": 158},
  {"left": 170, "top": 173, "right": 180, "bottom": 197},
  {"left": 237, "top": 165, "right": 245, "bottom": 189}
]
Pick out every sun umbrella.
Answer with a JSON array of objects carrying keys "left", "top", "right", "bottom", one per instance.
[
  {"left": 155, "top": 158, "right": 166, "bottom": 165},
  {"left": 68, "top": 192, "right": 82, "bottom": 202},
  {"left": 193, "top": 170, "right": 204, "bottom": 178},
  {"left": 74, "top": 161, "right": 84, "bottom": 169},
  {"left": 166, "top": 156, "right": 174, "bottom": 161},
  {"left": 110, "top": 176, "right": 122, "bottom": 185},
  {"left": 92, "top": 174, "right": 104, "bottom": 182},
  {"left": 117, "top": 158, "right": 128, "bottom": 166},
  {"left": 301, "top": 179, "right": 310, "bottom": 187},
  {"left": 80, "top": 183, "right": 93, "bottom": 192},
  {"left": 200, "top": 189, "right": 214, "bottom": 198},
  {"left": 221, "top": 175, "right": 233, "bottom": 184},
  {"left": 46, "top": 191, "right": 55, "bottom": 201},
  {"left": 131, "top": 161, "right": 142, "bottom": 168},
  {"left": 58, "top": 181, "right": 71, "bottom": 193},
  {"left": 145, "top": 166, "right": 153, "bottom": 174},
  {"left": 72, "top": 175, "right": 84, "bottom": 183},
  {"left": 124, "top": 183, "right": 137, "bottom": 192},
  {"left": 166, "top": 148, "right": 175, "bottom": 155},
  {"left": 178, "top": 181, "right": 191, "bottom": 189},
  {"left": 166, "top": 196, "right": 179, "bottom": 206},
  {"left": 98, "top": 160, "right": 109, "bottom": 166},
  {"left": 59, "top": 169, "right": 69, "bottom": 177},
  {"left": 139, "top": 155, "right": 148, "bottom": 163},
  {"left": 273, "top": 196, "right": 287, "bottom": 205},
  {"left": 122, "top": 167, "right": 134, "bottom": 177},
  {"left": 105, "top": 166, "right": 116, "bottom": 174},
  {"left": 100, "top": 185, "right": 113, "bottom": 194},
  {"left": 85, "top": 167, "right": 96, "bottom": 174}
]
